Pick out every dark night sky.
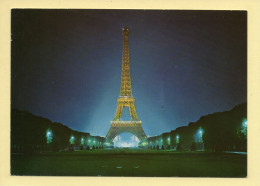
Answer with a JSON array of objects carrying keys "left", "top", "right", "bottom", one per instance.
[{"left": 11, "top": 9, "right": 247, "bottom": 136}]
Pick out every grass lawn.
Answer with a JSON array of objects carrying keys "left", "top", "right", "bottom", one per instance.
[{"left": 11, "top": 148, "right": 247, "bottom": 177}]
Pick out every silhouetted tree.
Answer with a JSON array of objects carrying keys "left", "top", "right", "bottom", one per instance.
[
  {"left": 177, "top": 144, "right": 182, "bottom": 151},
  {"left": 191, "top": 142, "right": 196, "bottom": 151},
  {"left": 161, "top": 145, "right": 165, "bottom": 150}
]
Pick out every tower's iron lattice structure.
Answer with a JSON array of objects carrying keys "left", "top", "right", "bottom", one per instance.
[{"left": 105, "top": 27, "right": 147, "bottom": 144}]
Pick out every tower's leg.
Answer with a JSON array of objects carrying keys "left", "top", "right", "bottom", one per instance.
[
  {"left": 129, "top": 102, "right": 138, "bottom": 120},
  {"left": 114, "top": 103, "right": 123, "bottom": 121}
]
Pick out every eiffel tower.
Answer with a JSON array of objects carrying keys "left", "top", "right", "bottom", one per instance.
[{"left": 105, "top": 27, "right": 147, "bottom": 146}]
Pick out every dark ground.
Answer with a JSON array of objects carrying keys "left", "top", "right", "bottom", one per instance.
[{"left": 11, "top": 148, "right": 247, "bottom": 177}]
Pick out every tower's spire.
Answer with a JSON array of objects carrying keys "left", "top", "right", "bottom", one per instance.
[{"left": 120, "top": 27, "right": 132, "bottom": 97}]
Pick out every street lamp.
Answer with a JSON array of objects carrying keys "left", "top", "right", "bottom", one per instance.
[
  {"left": 46, "top": 129, "right": 53, "bottom": 144},
  {"left": 167, "top": 137, "right": 171, "bottom": 145},
  {"left": 70, "top": 136, "right": 75, "bottom": 145},
  {"left": 197, "top": 128, "right": 204, "bottom": 151},
  {"left": 243, "top": 119, "right": 247, "bottom": 127},
  {"left": 81, "top": 138, "right": 84, "bottom": 145},
  {"left": 198, "top": 128, "right": 203, "bottom": 143},
  {"left": 176, "top": 135, "right": 179, "bottom": 144},
  {"left": 241, "top": 118, "right": 247, "bottom": 137}
]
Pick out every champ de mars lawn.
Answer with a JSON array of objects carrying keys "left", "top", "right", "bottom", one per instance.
[{"left": 11, "top": 148, "right": 247, "bottom": 177}]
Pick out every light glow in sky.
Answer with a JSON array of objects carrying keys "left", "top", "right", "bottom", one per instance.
[{"left": 11, "top": 10, "right": 247, "bottom": 137}]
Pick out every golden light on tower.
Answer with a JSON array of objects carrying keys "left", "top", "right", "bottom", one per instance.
[{"left": 105, "top": 27, "right": 147, "bottom": 145}]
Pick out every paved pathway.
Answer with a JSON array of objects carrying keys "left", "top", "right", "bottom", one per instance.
[{"left": 224, "top": 151, "right": 247, "bottom": 155}]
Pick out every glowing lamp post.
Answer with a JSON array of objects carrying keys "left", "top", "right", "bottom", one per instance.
[
  {"left": 241, "top": 118, "right": 247, "bottom": 137},
  {"left": 243, "top": 119, "right": 247, "bottom": 127},
  {"left": 70, "top": 136, "right": 75, "bottom": 145},
  {"left": 167, "top": 137, "right": 171, "bottom": 145},
  {"left": 197, "top": 128, "right": 204, "bottom": 151},
  {"left": 88, "top": 139, "right": 91, "bottom": 146},
  {"left": 198, "top": 129, "right": 203, "bottom": 143},
  {"left": 176, "top": 135, "right": 179, "bottom": 144},
  {"left": 46, "top": 129, "right": 53, "bottom": 144},
  {"left": 81, "top": 138, "right": 84, "bottom": 145}
]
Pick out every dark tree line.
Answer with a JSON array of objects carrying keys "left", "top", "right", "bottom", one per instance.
[
  {"left": 11, "top": 109, "right": 105, "bottom": 153},
  {"left": 11, "top": 103, "right": 247, "bottom": 153},
  {"left": 147, "top": 103, "right": 247, "bottom": 152}
]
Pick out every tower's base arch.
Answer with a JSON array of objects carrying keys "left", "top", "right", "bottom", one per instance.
[{"left": 105, "top": 121, "right": 146, "bottom": 147}]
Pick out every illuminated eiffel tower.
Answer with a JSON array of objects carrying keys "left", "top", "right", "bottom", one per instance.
[{"left": 105, "top": 27, "right": 147, "bottom": 146}]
